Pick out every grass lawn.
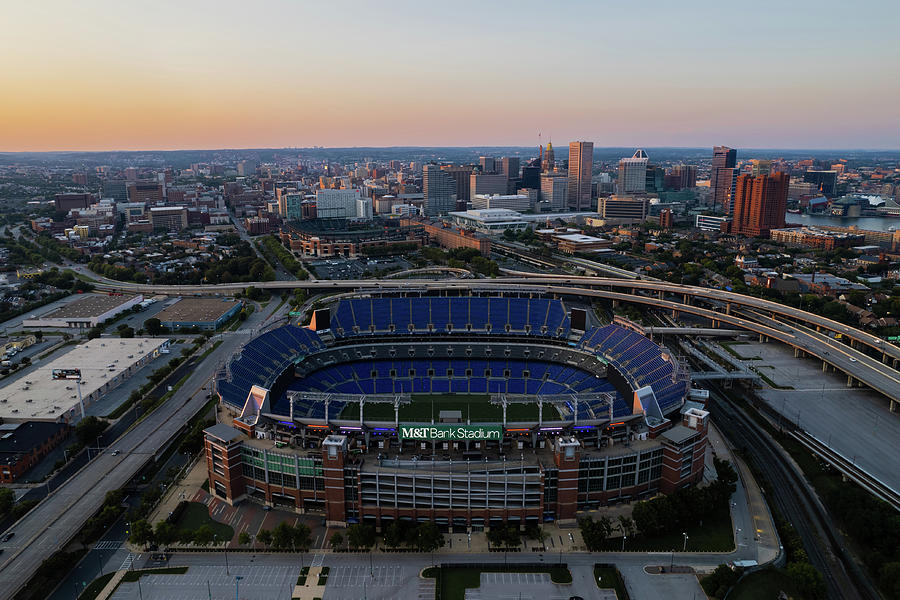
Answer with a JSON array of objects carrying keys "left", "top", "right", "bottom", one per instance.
[
  {"left": 78, "top": 572, "right": 115, "bottom": 600},
  {"left": 172, "top": 502, "right": 234, "bottom": 541},
  {"left": 122, "top": 567, "right": 188, "bottom": 582},
  {"left": 595, "top": 508, "right": 733, "bottom": 552},
  {"left": 594, "top": 565, "right": 628, "bottom": 599},
  {"left": 425, "top": 565, "right": 571, "bottom": 600},
  {"left": 339, "top": 394, "right": 557, "bottom": 422},
  {"left": 728, "top": 567, "right": 799, "bottom": 600}
]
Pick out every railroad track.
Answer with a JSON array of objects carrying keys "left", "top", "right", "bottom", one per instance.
[
  {"left": 792, "top": 430, "right": 900, "bottom": 510},
  {"left": 710, "top": 393, "right": 878, "bottom": 600}
]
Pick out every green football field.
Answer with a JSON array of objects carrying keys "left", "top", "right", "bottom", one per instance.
[{"left": 338, "top": 394, "right": 559, "bottom": 423}]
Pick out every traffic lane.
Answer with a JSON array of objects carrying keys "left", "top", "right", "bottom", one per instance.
[{"left": 0, "top": 303, "right": 280, "bottom": 595}]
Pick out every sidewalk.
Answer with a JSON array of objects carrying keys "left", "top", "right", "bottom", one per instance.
[{"left": 150, "top": 456, "right": 208, "bottom": 524}]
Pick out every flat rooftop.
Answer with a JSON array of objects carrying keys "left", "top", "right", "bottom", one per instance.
[
  {"left": 0, "top": 337, "right": 168, "bottom": 422},
  {"left": 39, "top": 294, "right": 138, "bottom": 319},
  {"left": 155, "top": 297, "right": 240, "bottom": 324}
]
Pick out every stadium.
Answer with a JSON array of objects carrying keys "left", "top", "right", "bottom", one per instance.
[{"left": 205, "top": 295, "right": 708, "bottom": 530}]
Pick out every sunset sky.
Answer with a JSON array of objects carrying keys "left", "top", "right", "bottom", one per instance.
[{"left": 2, "top": 0, "right": 898, "bottom": 151}]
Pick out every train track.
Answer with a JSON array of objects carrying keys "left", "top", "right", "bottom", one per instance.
[
  {"left": 710, "top": 393, "right": 878, "bottom": 600},
  {"left": 791, "top": 430, "right": 900, "bottom": 510}
]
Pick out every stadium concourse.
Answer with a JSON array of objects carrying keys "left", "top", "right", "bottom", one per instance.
[{"left": 204, "top": 295, "right": 703, "bottom": 530}]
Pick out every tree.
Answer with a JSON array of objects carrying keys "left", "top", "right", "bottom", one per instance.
[
  {"left": 257, "top": 529, "right": 272, "bottom": 548},
  {"left": 330, "top": 531, "right": 343, "bottom": 550},
  {"left": 192, "top": 525, "right": 215, "bottom": 547},
  {"left": 618, "top": 515, "right": 636, "bottom": 538},
  {"left": 86, "top": 327, "right": 102, "bottom": 340},
  {"left": 144, "top": 318, "right": 162, "bottom": 336},
  {"left": 33, "top": 331, "right": 43, "bottom": 342},
  {"left": 238, "top": 531, "right": 251, "bottom": 546},
  {"left": 415, "top": 521, "right": 444, "bottom": 552},
  {"left": 154, "top": 521, "right": 177, "bottom": 546},
  {"left": 383, "top": 522, "right": 404, "bottom": 549},
  {"left": 118, "top": 326, "right": 135, "bottom": 338},
  {"left": 75, "top": 416, "right": 107, "bottom": 447},
  {"left": 787, "top": 561, "right": 826, "bottom": 599},
  {"left": 347, "top": 524, "right": 376, "bottom": 550},
  {"left": 0, "top": 488, "right": 14, "bottom": 516},
  {"left": 129, "top": 519, "right": 154, "bottom": 548}
]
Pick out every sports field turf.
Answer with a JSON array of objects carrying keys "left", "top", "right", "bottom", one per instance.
[{"left": 338, "top": 394, "right": 559, "bottom": 423}]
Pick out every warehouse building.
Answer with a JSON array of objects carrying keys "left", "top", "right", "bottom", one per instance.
[
  {"left": 155, "top": 297, "right": 243, "bottom": 331},
  {"left": 0, "top": 338, "right": 169, "bottom": 423},
  {"left": 22, "top": 294, "right": 143, "bottom": 329}
]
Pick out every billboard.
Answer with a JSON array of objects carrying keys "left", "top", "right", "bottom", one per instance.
[
  {"left": 52, "top": 368, "right": 82, "bottom": 380},
  {"left": 399, "top": 424, "right": 503, "bottom": 441}
]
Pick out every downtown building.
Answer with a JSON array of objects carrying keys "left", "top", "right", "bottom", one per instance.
[
  {"left": 567, "top": 141, "right": 593, "bottom": 210},
  {"left": 617, "top": 150, "right": 649, "bottom": 194},
  {"left": 730, "top": 172, "right": 789, "bottom": 237},
  {"left": 423, "top": 165, "right": 457, "bottom": 216},
  {"left": 710, "top": 146, "right": 737, "bottom": 214}
]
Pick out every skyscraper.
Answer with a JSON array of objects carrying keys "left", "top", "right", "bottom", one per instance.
[
  {"left": 423, "top": 164, "right": 457, "bottom": 216},
  {"left": 750, "top": 159, "right": 772, "bottom": 177},
  {"left": 441, "top": 165, "right": 474, "bottom": 210},
  {"left": 542, "top": 142, "right": 555, "bottom": 173},
  {"left": 671, "top": 165, "right": 697, "bottom": 190},
  {"left": 500, "top": 157, "right": 520, "bottom": 180},
  {"left": 540, "top": 173, "right": 568, "bottom": 211},
  {"left": 710, "top": 146, "right": 737, "bottom": 213},
  {"left": 479, "top": 156, "right": 496, "bottom": 173},
  {"left": 731, "top": 172, "right": 789, "bottom": 237},
  {"left": 617, "top": 149, "right": 649, "bottom": 194},
  {"left": 567, "top": 141, "right": 593, "bottom": 210}
]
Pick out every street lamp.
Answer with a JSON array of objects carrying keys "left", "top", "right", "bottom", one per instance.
[
  {"left": 234, "top": 575, "right": 243, "bottom": 600},
  {"left": 621, "top": 535, "right": 627, "bottom": 552},
  {"left": 682, "top": 532, "right": 689, "bottom": 552}
]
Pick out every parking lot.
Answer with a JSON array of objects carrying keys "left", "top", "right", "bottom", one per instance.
[
  {"left": 110, "top": 565, "right": 299, "bottom": 600},
  {"left": 309, "top": 257, "right": 412, "bottom": 280}
]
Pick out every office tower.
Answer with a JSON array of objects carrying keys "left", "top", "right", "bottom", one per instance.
[
  {"left": 645, "top": 165, "right": 665, "bottom": 194},
  {"left": 440, "top": 165, "right": 474, "bottom": 209},
  {"left": 540, "top": 173, "right": 568, "bottom": 211},
  {"left": 101, "top": 179, "right": 128, "bottom": 201},
  {"left": 670, "top": 165, "right": 697, "bottom": 190},
  {"left": 500, "top": 157, "right": 520, "bottom": 180},
  {"left": 542, "top": 142, "right": 555, "bottom": 172},
  {"left": 236, "top": 160, "right": 257, "bottom": 177},
  {"left": 423, "top": 164, "right": 457, "bottom": 216},
  {"left": 617, "top": 149, "right": 649, "bottom": 194},
  {"left": 479, "top": 156, "right": 496, "bottom": 173},
  {"left": 710, "top": 146, "right": 737, "bottom": 213},
  {"left": 597, "top": 195, "right": 650, "bottom": 223},
  {"left": 803, "top": 170, "right": 838, "bottom": 196},
  {"left": 567, "top": 141, "right": 593, "bottom": 211},
  {"left": 750, "top": 159, "right": 772, "bottom": 177},
  {"left": 731, "top": 172, "right": 789, "bottom": 237},
  {"left": 469, "top": 173, "right": 508, "bottom": 201},
  {"left": 521, "top": 163, "right": 541, "bottom": 190}
]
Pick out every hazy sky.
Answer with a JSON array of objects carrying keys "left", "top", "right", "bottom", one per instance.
[{"left": 2, "top": 0, "right": 898, "bottom": 151}]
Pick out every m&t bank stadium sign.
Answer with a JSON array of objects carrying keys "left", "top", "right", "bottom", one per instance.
[{"left": 399, "top": 425, "right": 503, "bottom": 441}]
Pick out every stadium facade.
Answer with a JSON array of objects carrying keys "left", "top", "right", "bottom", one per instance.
[{"left": 205, "top": 296, "right": 707, "bottom": 529}]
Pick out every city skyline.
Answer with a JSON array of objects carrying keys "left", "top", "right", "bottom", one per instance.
[{"left": 2, "top": 0, "right": 899, "bottom": 152}]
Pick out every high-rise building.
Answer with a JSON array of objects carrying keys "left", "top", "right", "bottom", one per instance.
[
  {"left": 617, "top": 149, "right": 649, "bottom": 194},
  {"left": 540, "top": 173, "right": 568, "bottom": 211},
  {"left": 469, "top": 173, "right": 508, "bottom": 201},
  {"left": 750, "top": 159, "right": 772, "bottom": 177},
  {"left": 101, "top": 179, "right": 128, "bottom": 202},
  {"left": 423, "top": 164, "right": 457, "bottom": 216},
  {"left": 542, "top": 142, "right": 555, "bottom": 173},
  {"left": 803, "top": 170, "right": 838, "bottom": 196},
  {"left": 500, "top": 157, "right": 520, "bottom": 180},
  {"left": 479, "top": 156, "right": 496, "bottom": 173},
  {"left": 127, "top": 182, "right": 163, "bottom": 204},
  {"left": 521, "top": 163, "right": 541, "bottom": 190},
  {"left": 659, "top": 208, "right": 674, "bottom": 229},
  {"left": 440, "top": 165, "right": 474, "bottom": 210},
  {"left": 54, "top": 193, "right": 96, "bottom": 213},
  {"left": 645, "top": 165, "right": 665, "bottom": 194},
  {"left": 731, "top": 172, "right": 789, "bottom": 237},
  {"left": 567, "top": 141, "right": 593, "bottom": 211},
  {"left": 315, "top": 189, "right": 367, "bottom": 219},
  {"left": 710, "top": 146, "right": 737, "bottom": 213},
  {"left": 148, "top": 206, "right": 188, "bottom": 232},
  {"left": 278, "top": 192, "right": 304, "bottom": 221},
  {"left": 666, "top": 165, "right": 697, "bottom": 191}
]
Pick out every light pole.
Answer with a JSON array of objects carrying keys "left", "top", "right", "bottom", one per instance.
[
  {"left": 234, "top": 575, "right": 243, "bottom": 600},
  {"left": 621, "top": 535, "right": 627, "bottom": 552},
  {"left": 682, "top": 532, "right": 689, "bottom": 552}
]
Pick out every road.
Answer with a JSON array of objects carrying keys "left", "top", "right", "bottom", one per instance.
[
  {"left": 0, "top": 299, "right": 287, "bottom": 600},
  {"left": 81, "top": 274, "right": 900, "bottom": 363}
]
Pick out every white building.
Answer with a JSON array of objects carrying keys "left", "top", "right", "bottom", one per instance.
[
  {"left": 391, "top": 204, "right": 420, "bottom": 217},
  {"left": 448, "top": 209, "right": 530, "bottom": 234},
  {"left": 617, "top": 149, "right": 649, "bottom": 194},
  {"left": 315, "top": 189, "right": 368, "bottom": 219},
  {"left": 472, "top": 194, "right": 531, "bottom": 212}
]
